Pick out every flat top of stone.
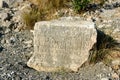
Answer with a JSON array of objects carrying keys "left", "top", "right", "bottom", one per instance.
[{"left": 35, "top": 17, "right": 95, "bottom": 29}]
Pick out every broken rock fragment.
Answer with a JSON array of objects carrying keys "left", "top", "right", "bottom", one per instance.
[{"left": 27, "top": 17, "right": 97, "bottom": 72}]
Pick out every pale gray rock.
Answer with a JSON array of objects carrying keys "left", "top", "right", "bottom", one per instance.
[
  {"left": 0, "top": 0, "right": 24, "bottom": 8},
  {"left": 5, "top": 28, "right": 11, "bottom": 33},
  {"left": 24, "top": 40, "right": 32, "bottom": 44},
  {"left": 101, "top": 78, "right": 109, "bottom": 80},
  {"left": 27, "top": 17, "right": 97, "bottom": 72},
  {"left": 0, "top": 0, "right": 9, "bottom": 8},
  {"left": 0, "top": 46, "right": 3, "bottom": 52},
  {"left": 10, "top": 36, "right": 16, "bottom": 43},
  {"left": 99, "top": 9, "right": 116, "bottom": 20},
  {"left": 2, "top": 21, "right": 12, "bottom": 28},
  {"left": 0, "top": 12, "right": 8, "bottom": 21},
  {"left": 4, "top": 0, "right": 22, "bottom": 7},
  {"left": 24, "top": 40, "right": 33, "bottom": 48},
  {"left": 97, "top": 7, "right": 120, "bottom": 42},
  {"left": 0, "top": 0, "right": 3, "bottom": 8}
]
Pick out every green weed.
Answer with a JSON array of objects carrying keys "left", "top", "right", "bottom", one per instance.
[{"left": 72, "top": 0, "right": 91, "bottom": 12}]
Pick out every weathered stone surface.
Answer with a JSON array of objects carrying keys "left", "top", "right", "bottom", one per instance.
[
  {"left": 0, "top": 0, "right": 24, "bottom": 8},
  {"left": 97, "top": 7, "right": 120, "bottom": 42},
  {"left": 27, "top": 17, "right": 97, "bottom": 72},
  {"left": 0, "top": 12, "right": 8, "bottom": 21},
  {"left": 0, "top": 0, "right": 3, "bottom": 8}
]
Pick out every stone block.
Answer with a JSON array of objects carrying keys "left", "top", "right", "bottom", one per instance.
[{"left": 27, "top": 17, "right": 97, "bottom": 72}]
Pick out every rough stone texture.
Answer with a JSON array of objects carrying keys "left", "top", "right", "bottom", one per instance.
[
  {"left": 97, "top": 7, "right": 120, "bottom": 42},
  {"left": 0, "top": 0, "right": 3, "bottom": 8},
  {"left": 0, "top": 0, "right": 24, "bottom": 8},
  {"left": 27, "top": 17, "right": 97, "bottom": 72},
  {"left": 0, "top": 12, "right": 9, "bottom": 21}
]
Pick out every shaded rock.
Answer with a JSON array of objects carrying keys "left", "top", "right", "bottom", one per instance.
[
  {"left": 27, "top": 17, "right": 97, "bottom": 72},
  {"left": 0, "top": 0, "right": 9, "bottom": 8},
  {"left": 97, "top": 7, "right": 120, "bottom": 42},
  {"left": 0, "top": 33, "right": 3, "bottom": 38},
  {"left": 99, "top": 9, "right": 116, "bottom": 20},
  {"left": 0, "top": 46, "right": 4, "bottom": 52}
]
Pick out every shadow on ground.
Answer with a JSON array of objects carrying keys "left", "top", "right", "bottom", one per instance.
[{"left": 88, "top": 29, "right": 120, "bottom": 65}]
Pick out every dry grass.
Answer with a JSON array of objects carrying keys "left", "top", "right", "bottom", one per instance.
[
  {"left": 88, "top": 30, "right": 119, "bottom": 65},
  {"left": 22, "top": 0, "right": 70, "bottom": 29},
  {"left": 29, "top": 0, "right": 69, "bottom": 10},
  {"left": 22, "top": 0, "right": 107, "bottom": 29},
  {"left": 21, "top": 7, "right": 46, "bottom": 29}
]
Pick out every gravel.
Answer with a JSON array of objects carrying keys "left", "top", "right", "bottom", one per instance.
[{"left": 0, "top": 0, "right": 120, "bottom": 80}]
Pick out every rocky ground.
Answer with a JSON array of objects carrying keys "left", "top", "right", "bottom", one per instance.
[{"left": 0, "top": 0, "right": 120, "bottom": 80}]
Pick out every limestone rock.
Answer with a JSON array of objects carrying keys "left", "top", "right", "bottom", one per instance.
[
  {"left": 101, "top": 78, "right": 109, "bottom": 80},
  {"left": 27, "top": 17, "right": 97, "bottom": 72},
  {"left": 97, "top": 7, "right": 120, "bottom": 42},
  {"left": 112, "top": 73, "right": 119, "bottom": 79},
  {"left": 0, "top": 12, "right": 10, "bottom": 21},
  {"left": 0, "top": 0, "right": 3, "bottom": 8}
]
